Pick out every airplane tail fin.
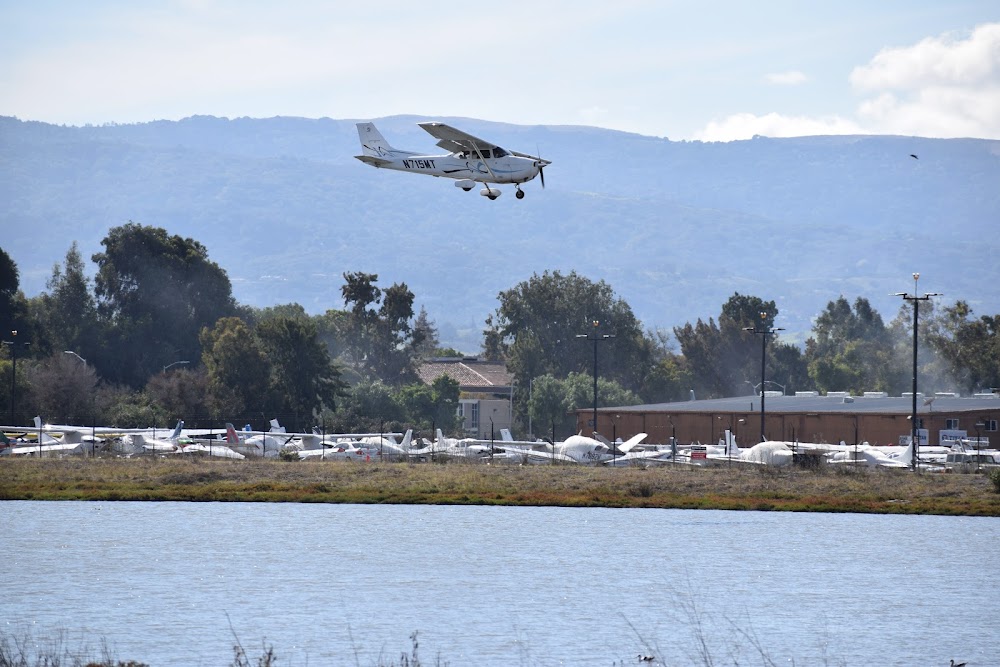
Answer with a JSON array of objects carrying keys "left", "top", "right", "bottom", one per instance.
[
  {"left": 225, "top": 423, "right": 241, "bottom": 445},
  {"left": 619, "top": 432, "right": 648, "bottom": 454},
  {"left": 400, "top": 429, "right": 412, "bottom": 449},
  {"left": 436, "top": 428, "right": 445, "bottom": 444},
  {"left": 170, "top": 420, "right": 184, "bottom": 441},
  {"left": 356, "top": 122, "right": 396, "bottom": 157},
  {"left": 500, "top": 428, "right": 515, "bottom": 442},
  {"left": 725, "top": 430, "right": 741, "bottom": 457}
]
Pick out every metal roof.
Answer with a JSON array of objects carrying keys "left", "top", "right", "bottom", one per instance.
[{"left": 597, "top": 393, "right": 1000, "bottom": 415}]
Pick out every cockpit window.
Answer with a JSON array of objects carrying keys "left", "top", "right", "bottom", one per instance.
[{"left": 493, "top": 147, "right": 508, "bottom": 158}]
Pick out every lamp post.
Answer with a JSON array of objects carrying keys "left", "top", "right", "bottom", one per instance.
[
  {"left": 3, "top": 330, "right": 30, "bottom": 425},
  {"left": 576, "top": 320, "right": 614, "bottom": 436},
  {"left": 162, "top": 360, "right": 190, "bottom": 374},
  {"left": 744, "top": 313, "right": 783, "bottom": 442},
  {"left": 893, "top": 273, "right": 941, "bottom": 471},
  {"left": 64, "top": 351, "right": 95, "bottom": 456},
  {"left": 975, "top": 421, "right": 985, "bottom": 472}
]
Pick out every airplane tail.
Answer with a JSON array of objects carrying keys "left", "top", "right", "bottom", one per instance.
[
  {"left": 169, "top": 420, "right": 184, "bottom": 441},
  {"left": 400, "top": 429, "right": 412, "bottom": 450},
  {"left": 225, "top": 423, "right": 242, "bottom": 445},
  {"left": 356, "top": 122, "right": 396, "bottom": 157},
  {"left": 500, "top": 428, "right": 515, "bottom": 442},
  {"left": 726, "top": 430, "right": 744, "bottom": 457}
]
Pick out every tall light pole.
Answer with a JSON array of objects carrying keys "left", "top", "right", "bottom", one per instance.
[
  {"left": 893, "top": 272, "right": 941, "bottom": 471},
  {"left": 3, "top": 330, "right": 29, "bottom": 425},
  {"left": 64, "top": 350, "right": 94, "bottom": 456},
  {"left": 576, "top": 320, "right": 614, "bottom": 436},
  {"left": 744, "top": 312, "right": 783, "bottom": 443}
]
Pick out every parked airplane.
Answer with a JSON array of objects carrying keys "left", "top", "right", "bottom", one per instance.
[
  {"left": 355, "top": 121, "right": 550, "bottom": 200},
  {"left": 120, "top": 420, "right": 187, "bottom": 455},
  {"left": 498, "top": 432, "right": 615, "bottom": 465},
  {"left": 1, "top": 417, "right": 94, "bottom": 457}
]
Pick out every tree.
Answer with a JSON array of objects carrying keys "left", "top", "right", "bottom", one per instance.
[
  {"left": 31, "top": 242, "right": 100, "bottom": 361},
  {"left": 806, "top": 296, "right": 899, "bottom": 394},
  {"left": 26, "top": 352, "right": 99, "bottom": 426},
  {"left": 924, "top": 301, "right": 1000, "bottom": 393},
  {"left": 527, "top": 374, "right": 572, "bottom": 440},
  {"left": 412, "top": 306, "right": 440, "bottom": 359},
  {"left": 200, "top": 317, "right": 272, "bottom": 422},
  {"left": 340, "top": 272, "right": 422, "bottom": 384},
  {"left": 484, "top": 270, "right": 654, "bottom": 431},
  {"left": 92, "top": 223, "right": 237, "bottom": 386},
  {"left": 257, "top": 316, "right": 348, "bottom": 431},
  {"left": 0, "top": 246, "right": 31, "bottom": 343},
  {"left": 146, "top": 366, "right": 209, "bottom": 426},
  {"left": 674, "top": 293, "right": 793, "bottom": 398},
  {"left": 397, "top": 374, "right": 460, "bottom": 433}
]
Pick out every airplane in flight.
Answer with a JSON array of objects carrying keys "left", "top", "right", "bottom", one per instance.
[{"left": 355, "top": 121, "right": 550, "bottom": 200}]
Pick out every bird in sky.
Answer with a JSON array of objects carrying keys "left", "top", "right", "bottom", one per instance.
[{"left": 910, "top": 154, "right": 919, "bottom": 159}]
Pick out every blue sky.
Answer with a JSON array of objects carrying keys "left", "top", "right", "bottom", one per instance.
[{"left": 2, "top": 1, "right": 999, "bottom": 140}]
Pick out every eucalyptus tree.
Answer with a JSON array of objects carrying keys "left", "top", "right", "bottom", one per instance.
[
  {"left": 339, "top": 271, "right": 423, "bottom": 385},
  {"left": 805, "top": 296, "right": 898, "bottom": 394},
  {"left": 673, "top": 293, "right": 805, "bottom": 398},
  {"left": 924, "top": 300, "right": 1000, "bottom": 393}
]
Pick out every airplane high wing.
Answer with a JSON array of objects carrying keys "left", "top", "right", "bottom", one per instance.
[{"left": 355, "top": 121, "right": 550, "bottom": 200}]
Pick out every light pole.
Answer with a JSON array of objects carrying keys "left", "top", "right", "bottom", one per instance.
[
  {"left": 3, "top": 330, "right": 29, "bottom": 425},
  {"left": 64, "top": 350, "right": 94, "bottom": 456},
  {"left": 893, "top": 272, "right": 941, "bottom": 471},
  {"left": 744, "top": 313, "right": 783, "bottom": 443},
  {"left": 162, "top": 360, "right": 190, "bottom": 374},
  {"left": 975, "top": 421, "right": 985, "bottom": 472},
  {"left": 63, "top": 350, "right": 87, "bottom": 366},
  {"left": 576, "top": 320, "right": 614, "bottom": 436}
]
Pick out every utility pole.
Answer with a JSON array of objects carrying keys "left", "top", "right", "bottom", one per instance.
[
  {"left": 744, "top": 313, "right": 783, "bottom": 442},
  {"left": 893, "top": 273, "right": 941, "bottom": 471},
  {"left": 576, "top": 320, "right": 614, "bottom": 436}
]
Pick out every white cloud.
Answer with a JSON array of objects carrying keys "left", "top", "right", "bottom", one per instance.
[
  {"left": 693, "top": 22, "right": 1000, "bottom": 141},
  {"left": 693, "top": 112, "right": 862, "bottom": 142},
  {"left": 765, "top": 70, "right": 808, "bottom": 85},
  {"left": 849, "top": 22, "right": 1000, "bottom": 138}
]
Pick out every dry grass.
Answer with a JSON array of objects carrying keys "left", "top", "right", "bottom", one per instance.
[{"left": 1, "top": 458, "right": 997, "bottom": 515}]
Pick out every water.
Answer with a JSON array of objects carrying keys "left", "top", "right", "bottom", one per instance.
[{"left": 1, "top": 502, "right": 996, "bottom": 666}]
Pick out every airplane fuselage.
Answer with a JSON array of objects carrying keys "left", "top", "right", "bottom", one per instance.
[{"left": 366, "top": 150, "right": 542, "bottom": 185}]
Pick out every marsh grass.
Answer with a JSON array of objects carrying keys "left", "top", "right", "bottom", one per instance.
[{"left": 1, "top": 458, "right": 998, "bottom": 515}]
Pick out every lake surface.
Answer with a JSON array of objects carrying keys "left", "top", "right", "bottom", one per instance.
[{"left": 1, "top": 502, "right": 997, "bottom": 666}]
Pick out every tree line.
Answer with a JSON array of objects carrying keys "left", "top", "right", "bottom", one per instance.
[{"left": 2, "top": 223, "right": 998, "bottom": 438}]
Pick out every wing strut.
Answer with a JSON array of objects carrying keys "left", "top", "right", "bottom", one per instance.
[{"left": 469, "top": 144, "right": 500, "bottom": 186}]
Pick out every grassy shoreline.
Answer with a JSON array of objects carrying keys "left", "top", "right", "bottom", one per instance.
[{"left": 2, "top": 458, "right": 999, "bottom": 515}]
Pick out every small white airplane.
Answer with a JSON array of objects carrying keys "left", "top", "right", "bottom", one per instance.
[
  {"left": 355, "top": 121, "right": 550, "bottom": 200},
  {"left": 0, "top": 417, "right": 94, "bottom": 457},
  {"left": 496, "top": 432, "right": 615, "bottom": 465}
]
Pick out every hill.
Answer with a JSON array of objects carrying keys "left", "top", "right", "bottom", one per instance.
[{"left": 2, "top": 114, "right": 998, "bottom": 351}]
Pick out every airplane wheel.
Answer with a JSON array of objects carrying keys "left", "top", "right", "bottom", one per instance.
[
  {"left": 515, "top": 190, "right": 525, "bottom": 199},
  {"left": 488, "top": 195, "right": 498, "bottom": 200}
]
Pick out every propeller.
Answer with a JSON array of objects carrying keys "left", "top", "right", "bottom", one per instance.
[{"left": 536, "top": 143, "right": 546, "bottom": 188}]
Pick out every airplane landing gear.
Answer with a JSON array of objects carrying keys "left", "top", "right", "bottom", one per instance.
[{"left": 515, "top": 187, "right": 525, "bottom": 199}]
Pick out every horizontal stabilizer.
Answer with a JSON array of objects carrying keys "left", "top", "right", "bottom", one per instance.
[{"left": 355, "top": 154, "right": 392, "bottom": 167}]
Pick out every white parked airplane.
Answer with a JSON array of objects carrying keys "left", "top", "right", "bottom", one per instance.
[
  {"left": 498, "top": 432, "right": 615, "bottom": 465},
  {"left": 355, "top": 121, "right": 550, "bottom": 200},
  {"left": 0, "top": 417, "right": 94, "bottom": 457}
]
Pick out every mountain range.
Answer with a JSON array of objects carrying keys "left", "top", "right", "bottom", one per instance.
[{"left": 2, "top": 114, "right": 998, "bottom": 352}]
